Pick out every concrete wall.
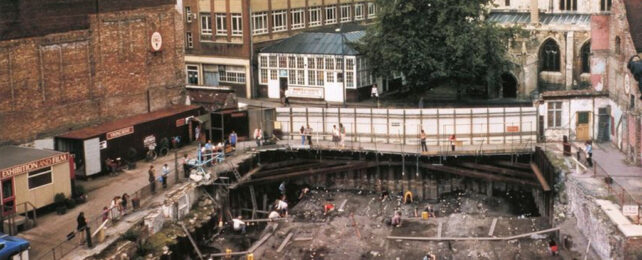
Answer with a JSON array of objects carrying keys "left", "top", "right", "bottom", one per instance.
[
  {"left": 0, "top": 2, "right": 185, "bottom": 144},
  {"left": 276, "top": 106, "right": 537, "bottom": 145}
]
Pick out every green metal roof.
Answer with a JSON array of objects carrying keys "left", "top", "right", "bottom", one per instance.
[{"left": 260, "top": 31, "right": 366, "bottom": 55}]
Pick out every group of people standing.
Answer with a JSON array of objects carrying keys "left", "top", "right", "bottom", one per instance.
[
  {"left": 299, "top": 125, "right": 314, "bottom": 146},
  {"left": 331, "top": 124, "right": 347, "bottom": 148},
  {"left": 148, "top": 164, "right": 171, "bottom": 194}
]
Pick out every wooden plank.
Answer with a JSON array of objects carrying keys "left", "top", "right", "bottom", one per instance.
[
  {"left": 248, "top": 232, "right": 273, "bottom": 252},
  {"left": 277, "top": 232, "right": 294, "bottom": 253},
  {"left": 456, "top": 162, "right": 535, "bottom": 179},
  {"left": 209, "top": 251, "right": 248, "bottom": 257},
  {"left": 420, "top": 163, "right": 540, "bottom": 188},
  {"left": 492, "top": 160, "right": 532, "bottom": 170},
  {"left": 245, "top": 162, "right": 377, "bottom": 184},
  {"left": 242, "top": 217, "right": 289, "bottom": 223},
  {"left": 293, "top": 237, "right": 313, "bottom": 241},
  {"left": 180, "top": 223, "right": 204, "bottom": 260},
  {"left": 437, "top": 222, "right": 442, "bottom": 238},
  {"left": 387, "top": 227, "right": 560, "bottom": 241},
  {"left": 338, "top": 199, "right": 348, "bottom": 212},
  {"left": 530, "top": 162, "right": 551, "bottom": 191},
  {"left": 488, "top": 218, "right": 498, "bottom": 236},
  {"left": 229, "top": 165, "right": 265, "bottom": 189}
]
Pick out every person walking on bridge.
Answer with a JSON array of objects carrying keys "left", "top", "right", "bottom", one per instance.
[{"left": 420, "top": 130, "right": 428, "bottom": 152}]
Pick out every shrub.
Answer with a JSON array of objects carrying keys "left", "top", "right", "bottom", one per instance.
[
  {"left": 121, "top": 229, "right": 140, "bottom": 242},
  {"left": 65, "top": 198, "right": 76, "bottom": 209},
  {"left": 54, "top": 193, "right": 66, "bottom": 206}
]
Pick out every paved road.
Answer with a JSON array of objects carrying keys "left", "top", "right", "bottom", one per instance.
[{"left": 591, "top": 142, "right": 642, "bottom": 201}]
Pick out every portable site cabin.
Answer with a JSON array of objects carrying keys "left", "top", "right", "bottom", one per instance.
[
  {"left": 0, "top": 232, "right": 30, "bottom": 260},
  {"left": 54, "top": 105, "right": 204, "bottom": 177}
]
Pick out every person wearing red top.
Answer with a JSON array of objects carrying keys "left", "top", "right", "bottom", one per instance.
[
  {"left": 549, "top": 239, "right": 559, "bottom": 256},
  {"left": 449, "top": 134, "right": 456, "bottom": 151},
  {"left": 323, "top": 202, "right": 335, "bottom": 216}
]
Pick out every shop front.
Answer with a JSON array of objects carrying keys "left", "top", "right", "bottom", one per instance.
[{"left": 0, "top": 146, "right": 72, "bottom": 215}]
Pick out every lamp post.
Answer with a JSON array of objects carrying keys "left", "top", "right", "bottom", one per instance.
[{"left": 336, "top": 26, "right": 346, "bottom": 106}]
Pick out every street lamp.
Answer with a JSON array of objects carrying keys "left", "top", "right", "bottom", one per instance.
[{"left": 335, "top": 27, "right": 347, "bottom": 106}]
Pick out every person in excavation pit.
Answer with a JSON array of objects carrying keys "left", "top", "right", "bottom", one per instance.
[
  {"left": 232, "top": 216, "right": 246, "bottom": 234},
  {"left": 380, "top": 190, "right": 390, "bottom": 202},
  {"left": 390, "top": 211, "right": 402, "bottom": 227},
  {"left": 268, "top": 210, "right": 281, "bottom": 221},
  {"left": 323, "top": 201, "right": 335, "bottom": 216}
]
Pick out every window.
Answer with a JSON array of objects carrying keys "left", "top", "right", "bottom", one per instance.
[
  {"left": 269, "top": 55, "right": 277, "bottom": 68},
  {"left": 219, "top": 65, "right": 246, "bottom": 84},
  {"left": 186, "top": 32, "right": 193, "bottom": 49},
  {"left": 340, "top": 4, "right": 351, "bottom": 22},
  {"left": 615, "top": 37, "right": 621, "bottom": 55},
  {"left": 201, "top": 14, "right": 212, "bottom": 35},
  {"left": 547, "top": 102, "right": 562, "bottom": 128},
  {"left": 559, "top": 0, "right": 577, "bottom": 11},
  {"left": 260, "top": 69, "right": 268, "bottom": 84},
  {"left": 252, "top": 12, "right": 268, "bottom": 35},
  {"left": 505, "top": 0, "right": 510, "bottom": 6},
  {"left": 28, "top": 167, "right": 52, "bottom": 189},
  {"left": 325, "top": 6, "right": 337, "bottom": 24},
  {"left": 216, "top": 14, "right": 227, "bottom": 35},
  {"left": 272, "top": 10, "right": 287, "bottom": 32},
  {"left": 260, "top": 56, "right": 268, "bottom": 68},
  {"left": 540, "top": 39, "right": 560, "bottom": 72},
  {"left": 291, "top": 9, "right": 305, "bottom": 29},
  {"left": 308, "top": 57, "right": 315, "bottom": 69},
  {"left": 297, "top": 57, "right": 305, "bottom": 68},
  {"left": 270, "top": 70, "right": 278, "bottom": 80},
  {"left": 203, "top": 65, "right": 219, "bottom": 85},
  {"left": 600, "top": 0, "right": 612, "bottom": 11},
  {"left": 355, "top": 4, "right": 364, "bottom": 20},
  {"left": 232, "top": 14, "right": 242, "bottom": 36},
  {"left": 346, "top": 58, "right": 354, "bottom": 70},
  {"left": 309, "top": 8, "right": 321, "bottom": 27},
  {"left": 317, "top": 70, "right": 324, "bottom": 85},
  {"left": 308, "top": 69, "right": 316, "bottom": 85},
  {"left": 581, "top": 41, "right": 591, "bottom": 73},
  {"left": 288, "top": 56, "right": 296, "bottom": 68},
  {"left": 187, "top": 65, "right": 199, "bottom": 84},
  {"left": 289, "top": 70, "right": 296, "bottom": 84},
  {"left": 316, "top": 57, "right": 324, "bottom": 70},
  {"left": 336, "top": 58, "right": 343, "bottom": 70},
  {"left": 279, "top": 56, "right": 287, "bottom": 68},
  {"left": 367, "top": 2, "right": 376, "bottom": 18},
  {"left": 325, "top": 57, "right": 334, "bottom": 70},
  {"left": 346, "top": 71, "right": 354, "bottom": 88},
  {"left": 297, "top": 70, "right": 305, "bottom": 85},
  {"left": 327, "top": 72, "right": 334, "bottom": 83},
  {"left": 185, "top": 6, "right": 192, "bottom": 23}
]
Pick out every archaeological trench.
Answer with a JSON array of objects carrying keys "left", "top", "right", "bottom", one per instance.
[{"left": 89, "top": 145, "right": 634, "bottom": 259}]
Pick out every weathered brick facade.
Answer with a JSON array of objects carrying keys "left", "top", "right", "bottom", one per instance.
[{"left": 0, "top": 0, "right": 185, "bottom": 144}]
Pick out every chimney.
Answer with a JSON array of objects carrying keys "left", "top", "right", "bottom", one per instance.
[{"left": 530, "top": 0, "right": 539, "bottom": 24}]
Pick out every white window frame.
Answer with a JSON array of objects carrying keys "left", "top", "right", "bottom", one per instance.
[
  {"left": 185, "top": 6, "right": 192, "bottom": 23},
  {"left": 291, "top": 9, "right": 305, "bottom": 29},
  {"left": 186, "top": 65, "right": 200, "bottom": 85},
  {"left": 201, "top": 13, "right": 212, "bottom": 35},
  {"left": 308, "top": 7, "right": 321, "bottom": 27},
  {"left": 367, "top": 2, "right": 376, "bottom": 18},
  {"left": 216, "top": 13, "right": 227, "bottom": 36},
  {"left": 272, "top": 10, "right": 287, "bottom": 32},
  {"left": 325, "top": 6, "right": 337, "bottom": 24},
  {"left": 340, "top": 4, "right": 351, "bottom": 23},
  {"left": 547, "top": 102, "right": 563, "bottom": 128},
  {"left": 219, "top": 65, "right": 246, "bottom": 84},
  {"left": 28, "top": 167, "right": 53, "bottom": 190},
  {"left": 355, "top": 4, "right": 364, "bottom": 20},
  {"left": 260, "top": 69, "right": 268, "bottom": 84},
  {"left": 231, "top": 14, "right": 242, "bottom": 36},
  {"left": 252, "top": 12, "right": 268, "bottom": 35},
  {"left": 186, "top": 32, "right": 193, "bottom": 49}
]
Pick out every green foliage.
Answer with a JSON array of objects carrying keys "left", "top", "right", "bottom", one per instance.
[
  {"left": 121, "top": 229, "right": 140, "bottom": 242},
  {"left": 65, "top": 198, "right": 76, "bottom": 209},
  {"left": 54, "top": 193, "right": 66, "bottom": 205},
  {"left": 357, "top": 0, "right": 521, "bottom": 93}
]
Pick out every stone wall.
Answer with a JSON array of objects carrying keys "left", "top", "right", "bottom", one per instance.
[{"left": 0, "top": 2, "right": 185, "bottom": 144}]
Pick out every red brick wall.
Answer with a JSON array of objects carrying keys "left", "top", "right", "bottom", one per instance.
[{"left": 0, "top": 4, "right": 185, "bottom": 144}]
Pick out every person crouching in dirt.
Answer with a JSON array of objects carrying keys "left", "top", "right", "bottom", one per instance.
[
  {"left": 276, "top": 199, "right": 289, "bottom": 218},
  {"left": 390, "top": 211, "right": 402, "bottom": 227},
  {"left": 268, "top": 210, "right": 280, "bottom": 221},
  {"left": 323, "top": 202, "right": 335, "bottom": 216},
  {"left": 549, "top": 239, "right": 559, "bottom": 256},
  {"left": 380, "top": 190, "right": 390, "bottom": 202},
  {"left": 232, "top": 216, "right": 246, "bottom": 234}
]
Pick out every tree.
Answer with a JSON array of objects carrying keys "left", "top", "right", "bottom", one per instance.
[{"left": 357, "top": 0, "right": 520, "bottom": 96}]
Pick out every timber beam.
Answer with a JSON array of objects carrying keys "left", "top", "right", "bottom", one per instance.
[
  {"left": 419, "top": 163, "right": 540, "bottom": 188},
  {"left": 491, "top": 160, "right": 532, "bottom": 170},
  {"left": 253, "top": 161, "right": 345, "bottom": 178},
  {"left": 529, "top": 162, "right": 551, "bottom": 191},
  {"left": 228, "top": 165, "right": 264, "bottom": 189},
  {"left": 455, "top": 162, "right": 535, "bottom": 179},
  {"left": 243, "top": 162, "right": 378, "bottom": 185}
]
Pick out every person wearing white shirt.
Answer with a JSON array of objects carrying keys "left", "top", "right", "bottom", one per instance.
[
  {"left": 268, "top": 211, "right": 280, "bottom": 221},
  {"left": 232, "top": 216, "right": 246, "bottom": 233},
  {"left": 161, "top": 164, "right": 170, "bottom": 189},
  {"left": 276, "top": 199, "right": 289, "bottom": 217}
]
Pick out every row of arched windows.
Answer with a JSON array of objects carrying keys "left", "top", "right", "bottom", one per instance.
[{"left": 539, "top": 39, "right": 591, "bottom": 74}]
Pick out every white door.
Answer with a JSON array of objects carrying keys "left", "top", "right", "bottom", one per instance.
[{"left": 83, "top": 138, "right": 101, "bottom": 176}]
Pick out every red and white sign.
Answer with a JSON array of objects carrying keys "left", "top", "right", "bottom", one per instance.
[
  {"left": 106, "top": 126, "right": 134, "bottom": 140},
  {"left": 176, "top": 118, "right": 186, "bottom": 127},
  {"left": 623, "top": 205, "right": 639, "bottom": 216},
  {"left": 1, "top": 154, "right": 69, "bottom": 179},
  {"left": 151, "top": 32, "right": 162, "bottom": 52},
  {"left": 506, "top": 126, "right": 519, "bottom": 132},
  {"left": 286, "top": 87, "right": 324, "bottom": 99}
]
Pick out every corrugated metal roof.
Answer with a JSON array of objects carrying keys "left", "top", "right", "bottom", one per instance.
[
  {"left": 0, "top": 146, "right": 66, "bottom": 171},
  {"left": 487, "top": 12, "right": 591, "bottom": 26},
  {"left": 260, "top": 31, "right": 365, "bottom": 55}
]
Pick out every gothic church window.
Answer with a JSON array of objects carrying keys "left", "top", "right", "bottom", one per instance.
[
  {"left": 540, "top": 39, "right": 560, "bottom": 72},
  {"left": 581, "top": 41, "right": 591, "bottom": 74}
]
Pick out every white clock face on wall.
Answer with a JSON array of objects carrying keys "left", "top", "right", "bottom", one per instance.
[{"left": 151, "top": 32, "right": 162, "bottom": 52}]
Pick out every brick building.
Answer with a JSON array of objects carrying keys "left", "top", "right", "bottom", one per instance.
[
  {"left": 181, "top": 0, "right": 376, "bottom": 99},
  {"left": 0, "top": 0, "right": 186, "bottom": 144}
]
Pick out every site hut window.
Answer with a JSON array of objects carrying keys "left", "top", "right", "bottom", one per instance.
[
  {"left": 308, "top": 67, "right": 317, "bottom": 86},
  {"left": 316, "top": 57, "right": 324, "bottom": 71},
  {"left": 297, "top": 57, "right": 305, "bottom": 69},
  {"left": 215, "top": 13, "right": 227, "bottom": 36},
  {"left": 325, "top": 6, "right": 337, "bottom": 24},
  {"left": 559, "top": 0, "right": 577, "bottom": 11},
  {"left": 269, "top": 55, "right": 278, "bottom": 68},
  {"left": 270, "top": 69, "right": 278, "bottom": 80},
  {"left": 346, "top": 71, "right": 354, "bottom": 88},
  {"left": 289, "top": 70, "right": 297, "bottom": 85},
  {"left": 29, "top": 167, "right": 53, "bottom": 190},
  {"left": 317, "top": 70, "right": 325, "bottom": 85},
  {"left": 186, "top": 32, "right": 193, "bottom": 49},
  {"left": 260, "top": 69, "right": 268, "bottom": 84},
  {"left": 291, "top": 9, "right": 305, "bottom": 29},
  {"left": 325, "top": 57, "right": 334, "bottom": 70},
  {"left": 309, "top": 7, "right": 321, "bottom": 27},
  {"left": 187, "top": 65, "right": 200, "bottom": 85},
  {"left": 272, "top": 10, "right": 287, "bottom": 32},
  {"left": 367, "top": 2, "right": 376, "bottom": 18},
  {"left": 336, "top": 58, "right": 343, "bottom": 71},
  {"left": 547, "top": 102, "right": 562, "bottom": 128},
  {"left": 307, "top": 57, "right": 316, "bottom": 69},
  {"left": 297, "top": 69, "right": 305, "bottom": 85},
  {"left": 288, "top": 56, "right": 297, "bottom": 68},
  {"left": 279, "top": 56, "right": 287, "bottom": 68},
  {"left": 340, "top": 4, "right": 351, "bottom": 23},
  {"left": 600, "top": 0, "right": 612, "bottom": 11},
  {"left": 252, "top": 12, "right": 268, "bottom": 35},
  {"left": 219, "top": 65, "right": 246, "bottom": 84},
  {"left": 355, "top": 3, "right": 364, "bottom": 20},
  {"left": 231, "top": 14, "right": 242, "bottom": 36},
  {"left": 201, "top": 13, "right": 212, "bottom": 35},
  {"left": 327, "top": 71, "right": 334, "bottom": 83}
]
